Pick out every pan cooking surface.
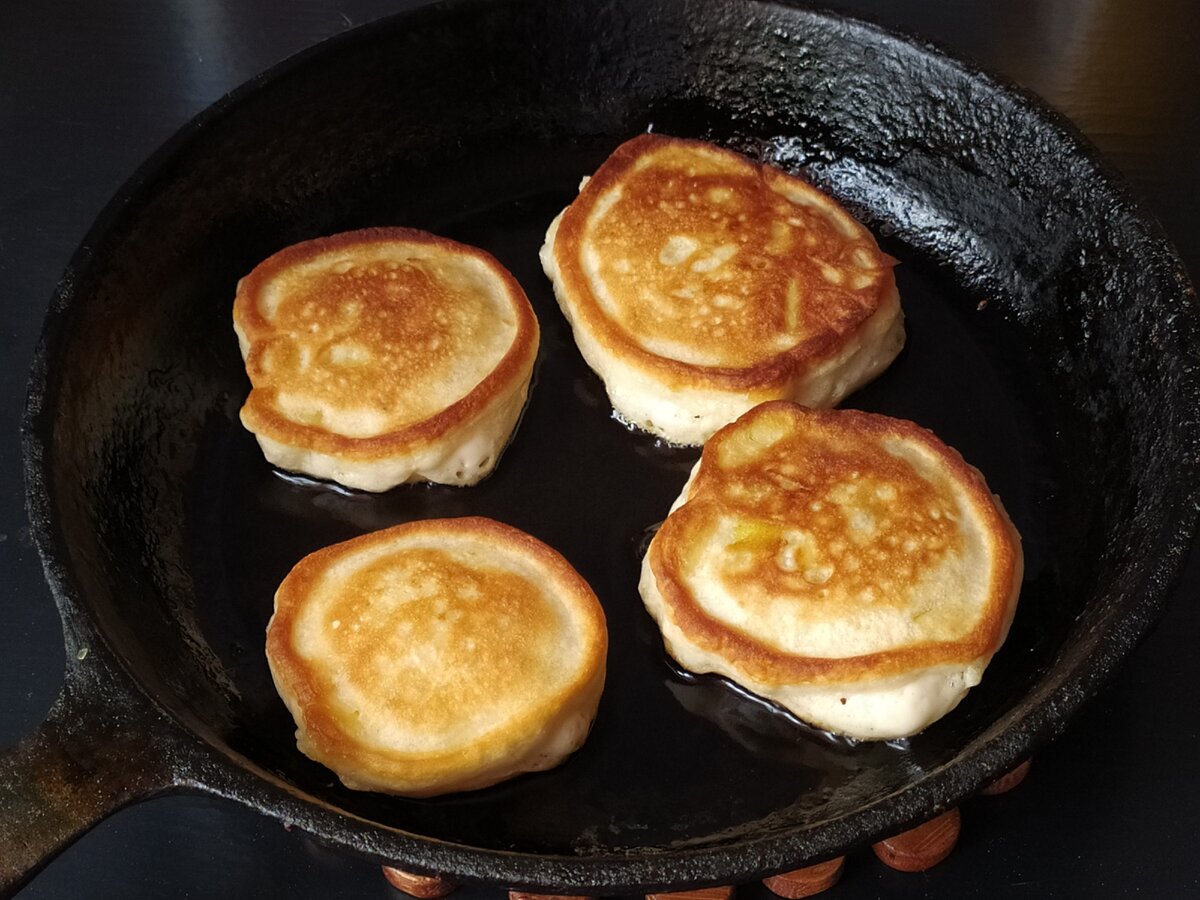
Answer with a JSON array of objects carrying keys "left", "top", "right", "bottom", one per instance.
[{"left": 186, "top": 139, "right": 1069, "bottom": 853}]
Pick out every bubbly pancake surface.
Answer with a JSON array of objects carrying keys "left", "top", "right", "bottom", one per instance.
[
  {"left": 543, "top": 135, "right": 904, "bottom": 445},
  {"left": 642, "top": 402, "right": 1023, "bottom": 739},
  {"left": 267, "top": 518, "right": 607, "bottom": 796},
  {"left": 250, "top": 247, "right": 514, "bottom": 435},
  {"left": 296, "top": 547, "right": 569, "bottom": 750},
  {"left": 579, "top": 139, "right": 888, "bottom": 367},
  {"left": 235, "top": 228, "right": 539, "bottom": 489}
]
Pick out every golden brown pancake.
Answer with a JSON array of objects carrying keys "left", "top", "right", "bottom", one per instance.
[
  {"left": 234, "top": 227, "right": 539, "bottom": 491},
  {"left": 266, "top": 517, "right": 608, "bottom": 797},
  {"left": 541, "top": 134, "right": 904, "bottom": 445},
  {"left": 640, "top": 401, "right": 1023, "bottom": 739}
]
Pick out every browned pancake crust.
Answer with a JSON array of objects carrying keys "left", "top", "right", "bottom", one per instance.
[
  {"left": 266, "top": 517, "right": 608, "bottom": 789},
  {"left": 551, "top": 134, "right": 897, "bottom": 390},
  {"left": 235, "top": 227, "right": 538, "bottom": 460},
  {"left": 648, "top": 401, "right": 1022, "bottom": 686}
]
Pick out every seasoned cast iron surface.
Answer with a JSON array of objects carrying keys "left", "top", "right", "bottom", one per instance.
[
  {"left": 187, "top": 164, "right": 1067, "bottom": 852},
  {"left": 27, "top": 0, "right": 1199, "bottom": 886}
]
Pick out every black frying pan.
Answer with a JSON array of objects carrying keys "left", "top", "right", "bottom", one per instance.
[{"left": 5, "top": 0, "right": 1199, "bottom": 895}]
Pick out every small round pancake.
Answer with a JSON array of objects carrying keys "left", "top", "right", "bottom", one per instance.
[
  {"left": 234, "top": 228, "right": 539, "bottom": 491},
  {"left": 640, "top": 401, "right": 1022, "bottom": 740},
  {"left": 266, "top": 517, "right": 607, "bottom": 797},
  {"left": 541, "top": 134, "right": 904, "bottom": 446}
]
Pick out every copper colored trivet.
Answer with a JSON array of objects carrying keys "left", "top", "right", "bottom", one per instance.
[
  {"left": 762, "top": 857, "right": 845, "bottom": 898},
  {"left": 979, "top": 758, "right": 1032, "bottom": 796},
  {"left": 647, "top": 886, "right": 735, "bottom": 900},
  {"left": 381, "top": 866, "right": 458, "bottom": 898},
  {"left": 381, "top": 754, "right": 1037, "bottom": 894},
  {"left": 872, "top": 807, "right": 962, "bottom": 872}
]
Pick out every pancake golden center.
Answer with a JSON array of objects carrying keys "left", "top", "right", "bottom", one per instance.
[
  {"left": 642, "top": 401, "right": 1023, "bottom": 739},
  {"left": 296, "top": 546, "right": 574, "bottom": 748},
  {"left": 234, "top": 228, "right": 539, "bottom": 490},
  {"left": 684, "top": 413, "right": 979, "bottom": 656},
  {"left": 267, "top": 518, "right": 607, "bottom": 796},
  {"left": 583, "top": 141, "right": 889, "bottom": 368},
  {"left": 542, "top": 135, "right": 905, "bottom": 445},
  {"left": 242, "top": 237, "right": 516, "bottom": 438}
]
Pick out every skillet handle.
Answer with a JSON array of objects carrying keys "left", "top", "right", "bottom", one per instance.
[{"left": 0, "top": 664, "right": 173, "bottom": 898}]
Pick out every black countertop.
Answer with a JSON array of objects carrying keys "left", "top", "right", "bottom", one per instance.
[{"left": 2, "top": 1, "right": 1198, "bottom": 897}]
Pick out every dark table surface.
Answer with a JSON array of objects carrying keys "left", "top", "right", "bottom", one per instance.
[{"left": 2, "top": 1, "right": 1198, "bottom": 898}]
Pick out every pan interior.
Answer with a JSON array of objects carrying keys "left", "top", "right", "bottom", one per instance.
[
  {"left": 35, "top": 0, "right": 1192, "bottom": 865},
  {"left": 187, "top": 164, "right": 1074, "bottom": 852}
]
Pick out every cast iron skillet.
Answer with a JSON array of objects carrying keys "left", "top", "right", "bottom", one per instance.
[{"left": 4, "top": 0, "right": 1199, "bottom": 895}]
